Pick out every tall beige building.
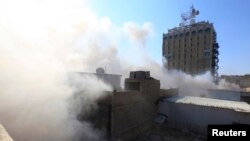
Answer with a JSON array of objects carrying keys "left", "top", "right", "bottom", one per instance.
[{"left": 162, "top": 6, "right": 219, "bottom": 78}]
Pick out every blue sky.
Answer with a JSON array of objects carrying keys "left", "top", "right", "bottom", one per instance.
[{"left": 88, "top": 0, "right": 250, "bottom": 75}]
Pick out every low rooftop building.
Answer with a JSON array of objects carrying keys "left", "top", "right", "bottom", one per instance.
[
  {"left": 75, "top": 70, "right": 178, "bottom": 141},
  {"left": 158, "top": 96, "right": 250, "bottom": 134}
]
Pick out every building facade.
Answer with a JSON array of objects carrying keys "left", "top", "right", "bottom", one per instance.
[{"left": 162, "top": 6, "right": 219, "bottom": 78}]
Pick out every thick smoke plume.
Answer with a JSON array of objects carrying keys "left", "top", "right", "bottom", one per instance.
[
  {"left": 125, "top": 56, "right": 240, "bottom": 97},
  {"left": 0, "top": 0, "right": 112, "bottom": 141},
  {"left": 123, "top": 22, "right": 153, "bottom": 47},
  {"left": 0, "top": 0, "right": 240, "bottom": 141}
]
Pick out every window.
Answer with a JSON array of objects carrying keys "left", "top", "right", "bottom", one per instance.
[
  {"left": 168, "top": 55, "right": 171, "bottom": 59},
  {"left": 204, "top": 49, "right": 210, "bottom": 58},
  {"left": 204, "top": 52, "right": 210, "bottom": 56},
  {"left": 192, "top": 31, "right": 196, "bottom": 35},
  {"left": 205, "top": 28, "right": 211, "bottom": 32},
  {"left": 163, "top": 36, "right": 168, "bottom": 40}
]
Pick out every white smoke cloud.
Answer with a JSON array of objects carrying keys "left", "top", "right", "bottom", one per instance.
[
  {"left": 123, "top": 22, "right": 154, "bottom": 46},
  {"left": 0, "top": 0, "right": 113, "bottom": 141},
  {"left": 67, "top": 74, "right": 112, "bottom": 141},
  {"left": 0, "top": 0, "right": 241, "bottom": 141},
  {"left": 158, "top": 70, "right": 240, "bottom": 96},
  {"left": 125, "top": 53, "right": 240, "bottom": 97}
]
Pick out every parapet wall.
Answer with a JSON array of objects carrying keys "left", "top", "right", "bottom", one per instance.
[
  {"left": 111, "top": 92, "right": 157, "bottom": 140},
  {"left": 112, "top": 91, "right": 142, "bottom": 106},
  {"left": 160, "top": 88, "right": 178, "bottom": 97},
  {"left": 159, "top": 101, "right": 250, "bottom": 134}
]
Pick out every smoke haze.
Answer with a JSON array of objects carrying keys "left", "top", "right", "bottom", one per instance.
[
  {"left": 0, "top": 0, "right": 240, "bottom": 141},
  {"left": 0, "top": 0, "right": 113, "bottom": 141}
]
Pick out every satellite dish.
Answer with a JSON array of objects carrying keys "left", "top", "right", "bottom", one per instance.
[{"left": 96, "top": 67, "right": 105, "bottom": 74}]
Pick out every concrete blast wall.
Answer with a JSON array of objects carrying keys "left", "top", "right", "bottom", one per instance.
[{"left": 206, "top": 89, "right": 241, "bottom": 101}]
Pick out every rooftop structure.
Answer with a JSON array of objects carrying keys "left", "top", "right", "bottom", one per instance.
[
  {"left": 179, "top": 5, "right": 199, "bottom": 27},
  {"left": 76, "top": 70, "right": 175, "bottom": 140}
]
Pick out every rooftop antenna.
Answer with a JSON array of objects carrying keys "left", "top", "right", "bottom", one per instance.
[{"left": 179, "top": 4, "right": 199, "bottom": 26}]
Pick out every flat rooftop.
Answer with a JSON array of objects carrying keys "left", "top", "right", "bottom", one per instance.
[{"left": 164, "top": 96, "right": 250, "bottom": 113}]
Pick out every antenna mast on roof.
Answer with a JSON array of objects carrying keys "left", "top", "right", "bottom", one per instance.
[{"left": 179, "top": 5, "right": 199, "bottom": 26}]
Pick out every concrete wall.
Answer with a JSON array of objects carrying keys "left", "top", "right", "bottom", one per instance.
[
  {"left": 241, "top": 91, "right": 250, "bottom": 103},
  {"left": 125, "top": 79, "right": 160, "bottom": 102},
  {"left": 81, "top": 75, "right": 161, "bottom": 140},
  {"left": 111, "top": 92, "right": 157, "bottom": 140},
  {"left": 158, "top": 101, "right": 250, "bottom": 134},
  {"left": 79, "top": 91, "right": 156, "bottom": 140},
  {"left": 97, "top": 74, "right": 122, "bottom": 90},
  {"left": 110, "top": 78, "right": 160, "bottom": 140},
  {"left": 205, "top": 89, "right": 250, "bottom": 102},
  {"left": 206, "top": 89, "right": 241, "bottom": 101},
  {"left": 160, "top": 88, "right": 178, "bottom": 98}
]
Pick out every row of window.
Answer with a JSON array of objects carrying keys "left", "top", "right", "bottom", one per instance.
[
  {"left": 164, "top": 28, "right": 211, "bottom": 39},
  {"left": 167, "top": 41, "right": 210, "bottom": 47},
  {"left": 166, "top": 37, "right": 211, "bottom": 43},
  {"left": 168, "top": 60, "right": 210, "bottom": 73},
  {"left": 166, "top": 50, "right": 211, "bottom": 60},
  {"left": 168, "top": 59, "right": 211, "bottom": 66},
  {"left": 165, "top": 37, "right": 211, "bottom": 45},
  {"left": 166, "top": 46, "right": 211, "bottom": 55}
]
